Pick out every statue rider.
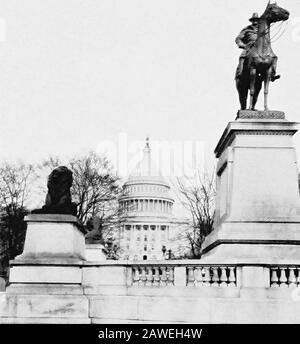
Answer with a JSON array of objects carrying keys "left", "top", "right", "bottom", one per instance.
[{"left": 235, "top": 12, "right": 280, "bottom": 82}]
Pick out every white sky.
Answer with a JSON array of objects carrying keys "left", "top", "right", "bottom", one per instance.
[{"left": 0, "top": 0, "right": 299, "bottom": 177}]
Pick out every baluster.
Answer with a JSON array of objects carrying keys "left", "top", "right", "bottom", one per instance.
[
  {"left": 195, "top": 267, "right": 204, "bottom": 287},
  {"left": 270, "top": 267, "right": 279, "bottom": 288},
  {"left": 220, "top": 267, "right": 228, "bottom": 286},
  {"left": 165, "top": 267, "right": 169, "bottom": 285},
  {"left": 167, "top": 267, "right": 174, "bottom": 286},
  {"left": 153, "top": 267, "right": 160, "bottom": 286},
  {"left": 288, "top": 267, "right": 297, "bottom": 287},
  {"left": 132, "top": 266, "right": 140, "bottom": 286},
  {"left": 140, "top": 267, "right": 147, "bottom": 286},
  {"left": 279, "top": 267, "right": 288, "bottom": 288},
  {"left": 146, "top": 266, "right": 154, "bottom": 286},
  {"left": 187, "top": 266, "right": 195, "bottom": 286},
  {"left": 203, "top": 267, "right": 211, "bottom": 286},
  {"left": 228, "top": 267, "right": 236, "bottom": 286},
  {"left": 211, "top": 267, "right": 220, "bottom": 287},
  {"left": 296, "top": 268, "right": 300, "bottom": 287},
  {"left": 160, "top": 266, "right": 167, "bottom": 286}
]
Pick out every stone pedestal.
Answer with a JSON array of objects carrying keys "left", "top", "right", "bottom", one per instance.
[
  {"left": 85, "top": 244, "right": 107, "bottom": 261},
  {"left": 17, "top": 214, "right": 86, "bottom": 260},
  {"left": 5, "top": 214, "right": 90, "bottom": 323},
  {"left": 202, "top": 115, "right": 300, "bottom": 263}
]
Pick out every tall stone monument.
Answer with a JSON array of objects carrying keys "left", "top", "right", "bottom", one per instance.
[
  {"left": 202, "top": 114, "right": 300, "bottom": 263},
  {"left": 202, "top": 3, "right": 299, "bottom": 264},
  {"left": 5, "top": 166, "right": 89, "bottom": 323}
]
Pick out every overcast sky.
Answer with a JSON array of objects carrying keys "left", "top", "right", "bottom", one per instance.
[{"left": 0, "top": 0, "right": 299, "bottom": 179}]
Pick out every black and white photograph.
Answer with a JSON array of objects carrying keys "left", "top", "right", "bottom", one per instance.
[{"left": 0, "top": 0, "right": 300, "bottom": 334}]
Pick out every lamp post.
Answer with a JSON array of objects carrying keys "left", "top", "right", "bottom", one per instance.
[{"left": 162, "top": 245, "right": 166, "bottom": 259}]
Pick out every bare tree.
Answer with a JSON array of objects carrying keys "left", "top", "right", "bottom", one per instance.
[
  {"left": 41, "top": 152, "right": 127, "bottom": 250},
  {"left": 176, "top": 170, "right": 215, "bottom": 258},
  {"left": 84, "top": 192, "right": 128, "bottom": 249},
  {"left": 70, "top": 152, "right": 128, "bottom": 256},
  {"left": 68, "top": 151, "right": 123, "bottom": 224},
  {"left": 0, "top": 162, "right": 35, "bottom": 211},
  {"left": 0, "top": 162, "right": 36, "bottom": 277}
]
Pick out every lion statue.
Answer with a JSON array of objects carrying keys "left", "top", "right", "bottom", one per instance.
[{"left": 32, "top": 166, "right": 77, "bottom": 215}]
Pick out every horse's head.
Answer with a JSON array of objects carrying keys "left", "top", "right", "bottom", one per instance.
[{"left": 263, "top": 2, "right": 289, "bottom": 24}]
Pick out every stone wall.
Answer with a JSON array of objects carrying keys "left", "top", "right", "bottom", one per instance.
[{"left": 1, "top": 260, "right": 300, "bottom": 323}]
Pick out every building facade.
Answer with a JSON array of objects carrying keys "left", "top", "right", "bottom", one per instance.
[{"left": 118, "top": 138, "right": 174, "bottom": 260}]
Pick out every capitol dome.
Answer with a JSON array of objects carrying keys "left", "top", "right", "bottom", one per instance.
[
  {"left": 126, "top": 138, "right": 170, "bottom": 187},
  {"left": 118, "top": 138, "right": 174, "bottom": 260}
]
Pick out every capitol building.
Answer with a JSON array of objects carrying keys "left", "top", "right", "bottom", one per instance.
[{"left": 118, "top": 138, "right": 175, "bottom": 260}]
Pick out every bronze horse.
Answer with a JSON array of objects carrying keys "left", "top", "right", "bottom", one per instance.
[{"left": 236, "top": 2, "right": 289, "bottom": 110}]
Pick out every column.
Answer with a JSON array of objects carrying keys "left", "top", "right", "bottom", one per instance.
[
  {"left": 156, "top": 225, "right": 160, "bottom": 249},
  {"left": 130, "top": 224, "right": 133, "bottom": 242}
]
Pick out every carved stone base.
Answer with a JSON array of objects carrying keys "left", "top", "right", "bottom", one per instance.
[
  {"left": 203, "top": 118, "right": 300, "bottom": 262},
  {"left": 236, "top": 110, "right": 285, "bottom": 120},
  {"left": 17, "top": 214, "right": 86, "bottom": 260}
]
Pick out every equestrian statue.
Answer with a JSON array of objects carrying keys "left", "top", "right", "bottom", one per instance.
[{"left": 235, "top": 2, "right": 289, "bottom": 111}]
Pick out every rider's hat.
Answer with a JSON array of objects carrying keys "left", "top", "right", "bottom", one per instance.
[{"left": 249, "top": 12, "right": 259, "bottom": 22}]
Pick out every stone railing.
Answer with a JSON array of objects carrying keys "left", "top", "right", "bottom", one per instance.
[
  {"left": 129, "top": 263, "right": 237, "bottom": 287},
  {"left": 132, "top": 265, "right": 174, "bottom": 286},
  {"left": 270, "top": 266, "right": 300, "bottom": 288},
  {"left": 186, "top": 265, "right": 237, "bottom": 287},
  {"left": 83, "top": 261, "right": 300, "bottom": 292}
]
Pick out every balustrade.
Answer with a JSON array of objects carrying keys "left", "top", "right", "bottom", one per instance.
[
  {"left": 131, "top": 264, "right": 236, "bottom": 287},
  {"left": 270, "top": 266, "right": 300, "bottom": 287},
  {"left": 131, "top": 265, "right": 175, "bottom": 286},
  {"left": 131, "top": 264, "right": 300, "bottom": 288},
  {"left": 187, "top": 266, "right": 237, "bottom": 287}
]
